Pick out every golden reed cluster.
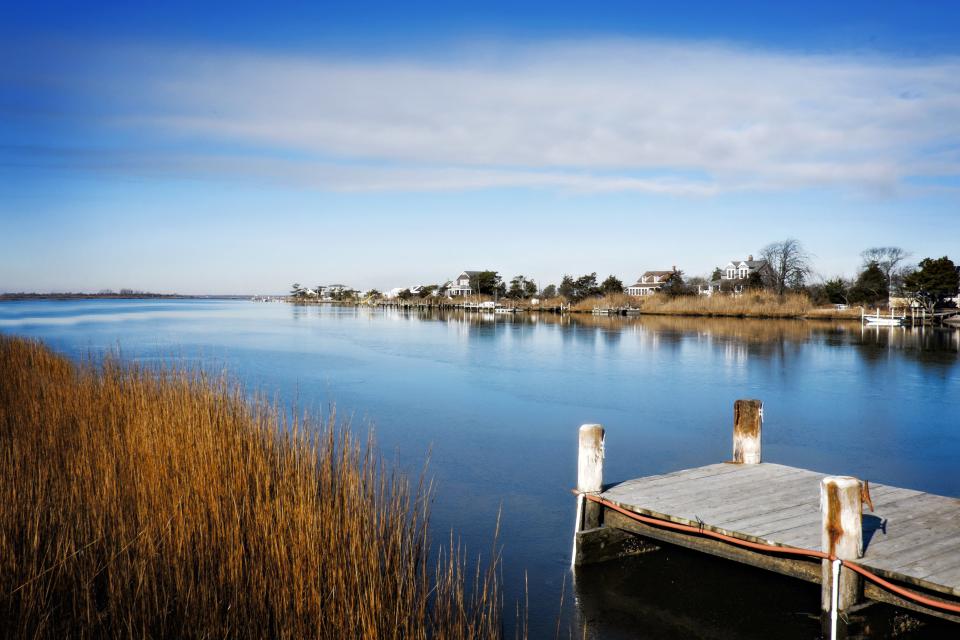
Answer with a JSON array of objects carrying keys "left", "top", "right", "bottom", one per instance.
[
  {"left": 0, "top": 337, "right": 514, "bottom": 639},
  {"left": 571, "top": 291, "right": 814, "bottom": 317}
]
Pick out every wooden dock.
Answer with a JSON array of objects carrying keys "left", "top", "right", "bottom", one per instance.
[{"left": 572, "top": 401, "right": 960, "bottom": 637}]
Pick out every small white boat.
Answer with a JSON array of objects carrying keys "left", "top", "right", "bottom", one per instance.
[
  {"left": 865, "top": 316, "right": 904, "bottom": 326},
  {"left": 494, "top": 306, "right": 517, "bottom": 314},
  {"left": 863, "top": 308, "right": 906, "bottom": 326}
]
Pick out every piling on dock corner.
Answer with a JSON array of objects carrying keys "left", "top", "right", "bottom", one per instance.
[{"left": 820, "top": 475, "right": 863, "bottom": 638}]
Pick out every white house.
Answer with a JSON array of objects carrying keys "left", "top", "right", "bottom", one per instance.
[
  {"left": 449, "top": 271, "right": 481, "bottom": 297},
  {"left": 626, "top": 268, "right": 677, "bottom": 296},
  {"left": 709, "top": 256, "right": 775, "bottom": 294}
]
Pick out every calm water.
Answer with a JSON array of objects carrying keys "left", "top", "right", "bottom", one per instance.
[{"left": 2, "top": 299, "right": 958, "bottom": 638}]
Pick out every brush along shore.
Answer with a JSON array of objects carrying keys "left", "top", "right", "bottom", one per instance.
[
  {"left": 365, "top": 292, "right": 863, "bottom": 320},
  {"left": 0, "top": 336, "right": 517, "bottom": 640}
]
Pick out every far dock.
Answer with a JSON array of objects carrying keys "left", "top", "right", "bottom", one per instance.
[{"left": 572, "top": 401, "right": 960, "bottom": 638}]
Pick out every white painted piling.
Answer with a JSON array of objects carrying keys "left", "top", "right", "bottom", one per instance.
[
  {"left": 573, "top": 424, "right": 605, "bottom": 566},
  {"left": 820, "top": 476, "right": 863, "bottom": 620},
  {"left": 732, "top": 399, "right": 762, "bottom": 464},
  {"left": 577, "top": 424, "right": 605, "bottom": 494}
]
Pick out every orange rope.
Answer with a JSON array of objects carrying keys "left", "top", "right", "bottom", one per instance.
[
  {"left": 582, "top": 493, "right": 960, "bottom": 615},
  {"left": 843, "top": 562, "right": 960, "bottom": 614}
]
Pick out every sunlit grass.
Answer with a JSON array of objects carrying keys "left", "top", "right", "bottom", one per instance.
[
  {"left": 569, "top": 291, "right": 813, "bottom": 317},
  {"left": 0, "top": 336, "right": 514, "bottom": 639}
]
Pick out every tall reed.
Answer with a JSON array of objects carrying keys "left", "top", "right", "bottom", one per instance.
[
  {"left": 571, "top": 291, "right": 812, "bottom": 317},
  {"left": 0, "top": 336, "right": 511, "bottom": 639}
]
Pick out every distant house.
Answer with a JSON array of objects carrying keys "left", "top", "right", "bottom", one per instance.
[
  {"left": 449, "top": 271, "right": 481, "bottom": 297},
  {"left": 320, "top": 284, "right": 350, "bottom": 300},
  {"left": 626, "top": 268, "right": 677, "bottom": 296},
  {"left": 410, "top": 285, "right": 441, "bottom": 297},
  {"left": 709, "top": 256, "right": 775, "bottom": 294}
]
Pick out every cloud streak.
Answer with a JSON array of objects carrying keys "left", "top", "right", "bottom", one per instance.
[{"left": 17, "top": 40, "right": 960, "bottom": 195}]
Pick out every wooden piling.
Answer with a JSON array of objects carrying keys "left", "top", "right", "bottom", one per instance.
[
  {"left": 577, "top": 424, "right": 605, "bottom": 529},
  {"left": 732, "top": 399, "right": 762, "bottom": 464},
  {"left": 821, "top": 476, "right": 863, "bottom": 636},
  {"left": 573, "top": 424, "right": 605, "bottom": 566}
]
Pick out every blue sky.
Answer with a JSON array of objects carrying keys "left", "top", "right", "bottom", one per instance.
[{"left": 2, "top": 1, "right": 959, "bottom": 294}]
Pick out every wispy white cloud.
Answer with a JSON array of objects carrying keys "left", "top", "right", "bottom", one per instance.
[{"left": 29, "top": 40, "right": 960, "bottom": 195}]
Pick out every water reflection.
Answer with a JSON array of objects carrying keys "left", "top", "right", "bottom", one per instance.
[
  {"left": 859, "top": 324, "right": 960, "bottom": 367},
  {"left": 377, "top": 307, "right": 958, "bottom": 371}
]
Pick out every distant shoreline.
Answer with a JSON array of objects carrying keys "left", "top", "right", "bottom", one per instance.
[
  {"left": 0, "top": 293, "right": 252, "bottom": 301},
  {"left": 289, "top": 297, "right": 868, "bottom": 321}
]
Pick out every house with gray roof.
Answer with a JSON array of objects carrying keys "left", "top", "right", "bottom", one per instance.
[
  {"left": 449, "top": 270, "right": 482, "bottom": 297},
  {"left": 709, "top": 256, "right": 775, "bottom": 294},
  {"left": 626, "top": 268, "right": 678, "bottom": 296}
]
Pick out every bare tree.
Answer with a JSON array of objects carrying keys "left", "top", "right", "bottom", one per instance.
[
  {"left": 860, "top": 246, "right": 910, "bottom": 292},
  {"left": 761, "top": 238, "right": 812, "bottom": 295}
]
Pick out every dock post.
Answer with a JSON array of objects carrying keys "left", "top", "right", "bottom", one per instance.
[
  {"left": 732, "top": 399, "right": 762, "bottom": 464},
  {"left": 578, "top": 424, "right": 605, "bottom": 528},
  {"left": 572, "top": 424, "right": 604, "bottom": 565},
  {"left": 820, "top": 476, "right": 863, "bottom": 638}
]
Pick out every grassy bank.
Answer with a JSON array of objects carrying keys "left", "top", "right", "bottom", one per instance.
[
  {"left": 0, "top": 337, "right": 510, "bottom": 639},
  {"left": 570, "top": 291, "right": 817, "bottom": 318},
  {"left": 378, "top": 292, "right": 855, "bottom": 319}
]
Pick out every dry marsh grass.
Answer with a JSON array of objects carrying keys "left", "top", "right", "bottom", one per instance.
[
  {"left": 0, "top": 336, "right": 513, "bottom": 639},
  {"left": 637, "top": 291, "right": 811, "bottom": 317},
  {"left": 570, "top": 291, "right": 812, "bottom": 318}
]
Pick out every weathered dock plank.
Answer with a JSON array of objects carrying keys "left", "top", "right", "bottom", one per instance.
[{"left": 599, "top": 462, "right": 960, "bottom": 599}]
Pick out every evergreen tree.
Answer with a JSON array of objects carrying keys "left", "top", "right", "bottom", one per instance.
[
  {"left": 523, "top": 278, "right": 538, "bottom": 298},
  {"left": 600, "top": 275, "right": 624, "bottom": 295},
  {"left": 823, "top": 278, "right": 849, "bottom": 304},
  {"left": 904, "top": 256, "right": 959, "bottom": 310},
  {"left": 507, "top": 275, "right": 529, "bottom": 299},
  {"left": 849, "top": 262, "right": 888, "bottom": 304},
  {"left": 661, "top": 271, "right": 692, "bottom": 296}
]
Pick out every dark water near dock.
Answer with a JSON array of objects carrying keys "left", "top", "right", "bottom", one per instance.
[{"left": 2, "top": 300, "right": 958, "bottom": 638}]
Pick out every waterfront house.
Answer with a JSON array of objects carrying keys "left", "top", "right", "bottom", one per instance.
[
  {"left": 317, "top": 284, "right": 351, "bottom": 300},
  {"left": 449, "top": 271, "right": 481, "bottom": 297},
  {"left": 709, "top": 256, "right": 775, "bottom": 294},
  {"left": 626, "top": 268, "right": 677, "bottom": 296}
]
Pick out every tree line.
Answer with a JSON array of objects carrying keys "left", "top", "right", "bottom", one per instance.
[
  {"left": 819, "top": 250, "right": 958, "bottom": 311},
  {"left": 289, "top": 240, "right": 959, "bottom": 310}
]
